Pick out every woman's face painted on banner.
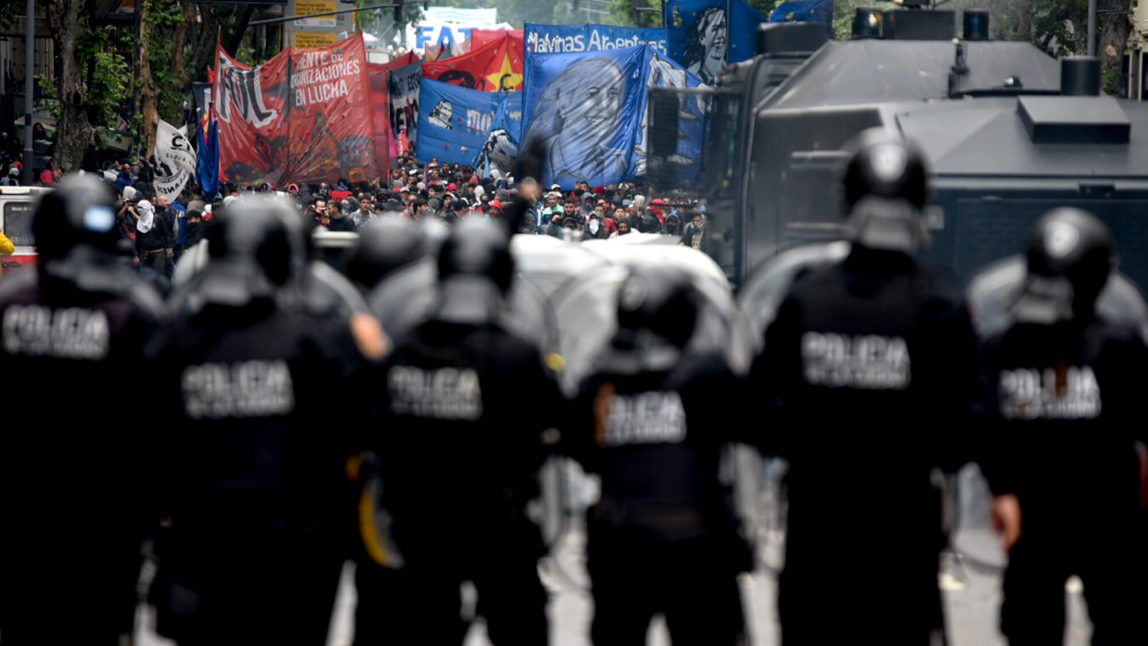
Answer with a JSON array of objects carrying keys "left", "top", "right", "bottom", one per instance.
[{"left": 524, "top": 58, "right": 628, "bottom": 187}]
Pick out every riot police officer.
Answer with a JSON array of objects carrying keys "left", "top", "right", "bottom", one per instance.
[
  {"left": 355, "top": 217, "right": 563, "bottom": 646},
  {"left": 749, "top": 130, "right": 980, "bottom": 645},
  {"left": 344, "top": 215, "right": 426, "bottom": 294},
  {"left": 0, "top": 174, "right": 166, "bottom": 644},
  {"left": 148, "top": 197, "right": 372, "bottom": 645},
  {"left": 570, "top": 263, "right": 751, "bottom": 646},
  {"left": 973, "top": 208, "right": 1148, "bottom": 645}
]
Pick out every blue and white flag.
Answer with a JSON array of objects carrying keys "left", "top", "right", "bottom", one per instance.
[
  {"left": 521, "top": 45, "right": 647, "bottom": 190},
  {"left": 665, "top": 0, "right": 766, "bottom": 83},
  {"left": 417, "top": 78, "right": 523, "bottom": 169},
  {"left": 769, "top": 0, "right": 833, "bottom": 25},
  {"left": 474, "top": 94, "right": 521, "bottom": 178}
]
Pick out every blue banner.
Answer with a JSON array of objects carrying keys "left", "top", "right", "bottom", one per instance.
[
  {"left": 770, "top": 0, "right": 833, "bottom": 25},
  {"left": 665, "top": 0, "right": 766, "bottom": 83},
  {"left": 417, "top": 78, "right": 523, "bottom": 169},
  {"left": 521, "top": 46, "right": 647, "bottom": 190},
  {"left": 474, "top": 94, "right": 520, "bottom": 178},
  {"left": 525, "top": 23, "right": 668, "bottom": 59},
  {"left": 730, "top": 0, "right": 767, "bottom": 63}
]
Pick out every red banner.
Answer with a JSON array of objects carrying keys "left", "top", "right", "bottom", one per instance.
[
  {"left": 470, "top": 29, "right": 524, "bottom": 52},
  {"left": 367, "top": 62, "right": 391, "bottom": 179},
  {"left": 213, "top": 34, "right": 380, "bottom": 187},
  {"left": 421, "top": 36, "right": 524, "bottom": 92},
  {"left": 384, "top": 51, "right": 421, "bottom": 72}
]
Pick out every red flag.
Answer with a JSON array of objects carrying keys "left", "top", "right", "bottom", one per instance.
[
  {"left": 422, "top": 36, "right": 524, "bottom": 92},
  {"left": 383, "top": 51, "right": 420, "bottom": 72},
  {"left": 214, "top": 33, "right": 381, "bottom": 186},
  {"left": 470, "top": 29, "right": 523, "bottom": 52},
  {"left": 399, "top": 128, "right": 410, "bottom": 155},
  {"left": 207, "top": 67, "right": 215, "bottom": 84}
]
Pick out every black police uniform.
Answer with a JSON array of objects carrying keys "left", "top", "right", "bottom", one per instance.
[
  {"left": 750, "top": 132, "right": 980, "bottom": 645},
  {"left": 571, "top": 266, "right": 750, "bottom": 646},
  {"left": 0, "top": 175, "right": 166, "bottom": 645},
  {"left": 149, "top": 201, "right": 363, "bottom": 645},
  {"left": 974, "top": 208, "right": 1148, "bottom": 646},
  {"left": 355, "top": 218, "right": 563, "bottom": 646}
]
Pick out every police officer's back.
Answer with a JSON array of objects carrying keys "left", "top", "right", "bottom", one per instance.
[
  {"left": 355, "top": 217, "right": 563, "bottom": 646},
  {"left": 974, "top": 208, "right": 1148, "bottom": 646},
  {"left": 0, "top": 175, "right": 166, "bottom": 644},
  {"left": 571, "top": 264, "right": 750, "bottom": 646},
  {"left": 750, "top": 131, "right": 980, "bottom": 645},
  {"left": 149, "top": 198, "right": 364, "bottom": 645}
]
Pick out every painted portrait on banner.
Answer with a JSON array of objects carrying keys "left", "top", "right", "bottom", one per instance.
[
  {"left": 680, "top": 6, "right": 727, "bottom": 85},
  {"left": 521, "top": 57, "right": 631, "bottom": 189}
]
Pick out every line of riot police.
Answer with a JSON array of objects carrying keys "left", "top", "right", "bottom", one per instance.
[{"left": 1, "top": 128, "right": 1146, "bottom": 646}]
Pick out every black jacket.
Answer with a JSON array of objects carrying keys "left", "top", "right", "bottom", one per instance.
[
  {"left": 370, "top": 319, "right": 564, "bottom": 563},
  {"left": 979, "top": 318, "right": 1148, "bottom": 500},
  {"left": 752, "top": 249, "right": 981, "bottom": 490},
  {"left": 571, "top": 350, "right": 746, "bottom": 543}
]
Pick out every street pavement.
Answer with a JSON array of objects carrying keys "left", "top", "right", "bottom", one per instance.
[{"left": 135, "top": 464, "right": 1093, "bottom": 646}]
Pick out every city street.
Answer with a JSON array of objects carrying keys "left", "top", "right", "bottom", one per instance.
[{"left": 135, "top": 465, "right": 1094, "bottom": 646}]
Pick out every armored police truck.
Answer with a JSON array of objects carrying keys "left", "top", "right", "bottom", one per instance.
[{"left": 648, "top": 8, "right": 1148, "bottom": 290}]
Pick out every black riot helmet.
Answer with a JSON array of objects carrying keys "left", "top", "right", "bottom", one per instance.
[
  {"left": 601, "top": 264, "right": 700, "bottom": 374},
  {"left": 1013, "top": 207, "right": 1116, "bottom": 323},
  {"left": 433, "top": 217, "right": 514, "bottom": 325},
  {"left": 346, "top": 216, "right": 425, "bottom": 291},
  {"left": 840, "top": 129, "right": 930, "bottom": 253},
  {"left": 32, "top": 174, "right": 120, "bottom": 262},
  {"left": 192, "top": 196, "right": 292, "bottom": 308}
]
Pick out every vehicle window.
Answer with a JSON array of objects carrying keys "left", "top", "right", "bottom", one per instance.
[{"left": 2, "top": 201, "right": 34, "bottom": 246}]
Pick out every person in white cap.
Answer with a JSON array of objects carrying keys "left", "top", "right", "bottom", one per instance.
[{"left": 0, "top": 166, "right": 19, "bottom": 186}]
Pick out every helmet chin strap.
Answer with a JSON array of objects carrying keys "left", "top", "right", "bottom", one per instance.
[{"left": 845, "top": 196, "right": 929, "bottom": 254}]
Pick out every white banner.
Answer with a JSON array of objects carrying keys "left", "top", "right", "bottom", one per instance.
[
  {"left": 154, "top": 120, "right": 195, "bottom": 201},
  {"left": 157, "top": 120, "right": 196, "bottom": 173}
]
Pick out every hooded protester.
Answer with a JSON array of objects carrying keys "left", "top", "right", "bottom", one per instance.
[
  {"left": 610, "top": 217, "right": 633, "bottom": 238},
  {"left": 583, "top": 212, "right": 608, "bottom": 241},
  {"left": 182, "top": 210, "right": 207, "bottom": 250}
]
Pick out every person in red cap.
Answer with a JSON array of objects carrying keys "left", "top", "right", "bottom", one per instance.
[
  {"left": 448, "top": 183, "right": 458, "bottom": 192},
  {"left": 649, "top": 198, "right": 666, "bottom": 226}
]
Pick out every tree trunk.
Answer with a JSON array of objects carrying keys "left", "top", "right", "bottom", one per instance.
[
  {"left": 225, "top": 4, "right": 254, "bottom": 56},
  {"left": 139, "top": 0, "right": 160, "bottom": 158},
  {"left": 1099, "top": 0, "right": 1132, "bottom": 95},
  {"left": 190, "top": 3, "right": 223, "bottom": 84},
  {"left": 171, "top": 0, "right": 196, "bottom": 91},
  {"left": 46, "top": 0, "right": 95, "bottom": 172}
]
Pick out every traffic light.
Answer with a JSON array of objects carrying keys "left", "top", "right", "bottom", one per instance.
[{"left": 393, "top": 0, "right": 403, "bottom": 22}]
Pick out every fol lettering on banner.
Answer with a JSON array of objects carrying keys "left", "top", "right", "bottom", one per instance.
[
  {"left": 388, "top": 366, "right": 483, "bottom": 420},
  {"left": 182, "top": 360, "right": 296, "bottom": 419},
  {"left": 801, "top": 331, "right": 911, "bottom": 390},
  {"left": 2, "top": 305, "right": 110, "bottom": 360},
  {"left": 597, "top": 389, "right": 688, "bottom": 447},
  {"left": 998, "top": 366, "right": 1102, "bottom": 420}
]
